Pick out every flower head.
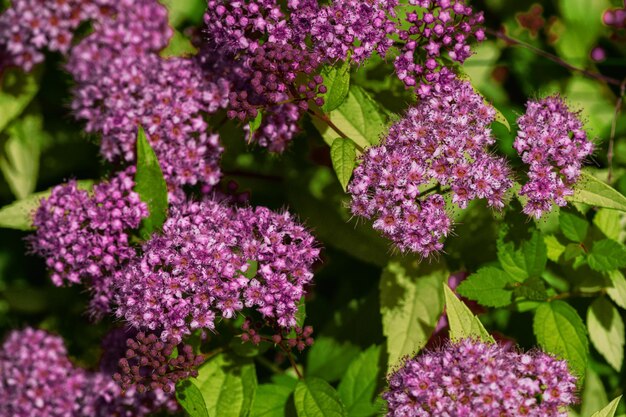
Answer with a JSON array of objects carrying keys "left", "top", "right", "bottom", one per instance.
[
  {"left": 349, "top": 77, "right": 512, "bottom": 256},
  {"left": 514, "top": 95, "right": 593, "bottom": 218},
  {"left": 115, "top": 199, "right": 319, "bottom": 341},
  {"left": 394, "top": 0, "right": 485, "bottom": 93},
  {"left": 0, "top": 327, "right": 175, "bottom": 417},
  {"left": 29, "top": 168, "right": 148, "bottom": 318},
  {"left": 384, "top": 339, "right": 578, "bottom": 416}
]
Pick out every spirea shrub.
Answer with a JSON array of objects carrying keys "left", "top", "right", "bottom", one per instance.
[
  {"left": 384, "top": 339, "right": 577, "bottom": 416},
  {"left": 1, "top": 0, "right": 624, "bottom": 416}
]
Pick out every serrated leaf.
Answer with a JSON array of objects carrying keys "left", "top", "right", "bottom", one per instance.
[
  {"left": 0, "top": 66, "right": 42, "bottom": 133},
  {"left": 607, "top": 270, "right": 626, "bottom": 310},
  {"left": 560, "top": 211, "right": 589, "bottom": 242},
  {"left": 444, "top": 284, "right": 494, "bottom": 344},
  {"left": 522, "top": 231, "right": 548, "bottom": 278},
  {"left": 587, "top": 297, "right": 624, "bottom": 371},
  {"left": 587, "top": 239, "right": 626, "bottom": 272},
  {"left": 176, "top": 380, "right": 210, "bottom": 417},
  {"left": 493, "top": 106, "right": 511, "bottom": 132},
  {"left": 513, "top": 277, "right": 548, "bottom": 301},
  {"left": 568, "top": 171, "right": 626, "bottom": 212},
  {"left": 330, "top": 138, "right": 357, "bottom": 192},
  {"left": 313, "top": 85, "right": 387, "bottom": 150},
  {"left": 456, "top": 267, "right": 514, "bottom": 307},
  {"left": 337, "top": 346, "right": 382, "bottom": 417},
  {"left": 380, "top": 261, "right": 447, "bottom": 368},
  {"left": 497, "top": 241, "right": 527, "bottom": 282},
  {"left": 534, "top": 301, "right": 589, "bottom": 380},
  {"left": 249, "top": 384, "right": 295, "bottom": 417},
  {"left": 593, "top": 209, "right": 624, "bottom": 242},
  {"left": 321, "top": 62, "right": 351, "bottom": 113},
  {"left": 0, "top": 113, "right": 43, "bottom": 199},
  {"left": 294, "top": 378, "right": 346, "bottom": 417},
  {"left": 193, "top": 353, "right": 257, "bottom": 417},
  {"left": 0, "top": 180, "right": 94, "bottom": 230},
  {"left": 545, "top": 235, "right": 566, "bottom": 262},
  {"left": 306, "top": 337, "right": 360, "bottom": 383},
  {"left": 590, "top": 396, "right": 623, "bottom": 417},
  {"left": 134, "top": 126, "right": 168, "bottom": 239}
]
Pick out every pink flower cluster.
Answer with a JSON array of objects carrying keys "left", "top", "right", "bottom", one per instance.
[
  {"left": 0, "top": 327, "right": 175, "bottom": 417},
  {"left": 115, "top": 199, "right": 319, "bottom": 341},
  {"left": 514, "top": 95, "right": 594, "bottom": 218},
  {"left": 384, "top": 339, "right": 578, "bottom": 416},
  {"left": 29, "top": 169, "right": 148, "bottom": 318},
  {"left": 603, "top": 1, "right": 626, "bottom": 29},
  {"left": 349, "top": 77, "right": 512, "bottom": 256},
  {"left": 394, "top": 0, "right": 485, "bottom": 94},
  {"left": 0, "top": 0, "right": 114, "bottom": 71},
  {"left": 301, "top": 0, "right": 398, "bottom": 63}
]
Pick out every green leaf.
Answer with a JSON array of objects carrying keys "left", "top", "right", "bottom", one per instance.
[
  {"left": 534, "top": 301, "right": 589, "bottom": 380},
  {"left": 306, "top": 337, "right": 360, "bottom": 383},
  {"left": 590, "top": 396, "right": 623, "bottom": 417},
  {"left": 193, "top": 353, "right": 257, "bottom": 417},
  {"left": 160, "top": 29, "right": 198, "bottom": 58},
  {"left": 456, "top": 267, "right": 514, "bottom": 307},
  {"left": 159, "top": 0, "right": 206, "bottom": 26},
  {"left": 313, "top": 85, "right": 387, "bottom": 150},
  {"left": 134, "top": 126, "right": 168, "bottom": 239},
  {"left": 294, "top": 378, "right": 346, "bottom": 417},
  {"left": 444, "top": 284, "right": 494, "bottom": 344},
  {"left": 176, "top": 380, "right": 210, "bottom": 417},
  {"left": 560, "top": 211, "right": 589, "bottom": 242},
  {"left": 0, "top": 66, "right": 42, "bottom": 133},
  {"left": 0, "top": 180, "right": 94, "bottom": 230},
  {"left": 380, "top": 261, "right": 447, "bottom": 368},
  {"left": 580, "top": 367, "right": 608, "bottom": 417},
  {"left": 545, "top": 235, "right": 566, "bottom": 262},
  {"left": 249, "top": 384, "right": 295, "bottom": 417},
  {"left": 587, "top": 297, "right": 624, "bottom": 371},
  {"left": 248, "top": 111, "right": 263, "bottom": 141},
  {"left": 330, "top": 138, "right": 357, "bottom": 192},
  {"left": 0, "top": 113, "right": 44, "bottom": 199},
  {"left": 593, "top": 209, "right": 625, "bottom": 242},
  {"left": 568, "top": 171, "right": 626, "bottom": 213},
  {"left": 497, "top": 241, "right": 527, "bottom": 282},
  {"left": 337, "top": 346, "right": 382, "bottom": 417},
  {"left": 321, "top": 61, "right": 351, "bottom": 113},
  {"left": 513, "top": 277, "right": 548, "bottom": 301},
  {"left": 587, "top": 239, "right": 626, "bottom": 272},
  {"left": 522, "top": 231, "right": 548, "bottom": 278},
  {"left": 607, "top": 270, "right": 626, "bottom": 310}
]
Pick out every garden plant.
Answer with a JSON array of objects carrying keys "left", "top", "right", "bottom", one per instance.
[{"left": 1, "top": 0, "right": 626, "bottom": 416}]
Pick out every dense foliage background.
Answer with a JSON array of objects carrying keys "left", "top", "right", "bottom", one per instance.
[{"left": 1, "top": 0, "right": 626, "bottom": 415}]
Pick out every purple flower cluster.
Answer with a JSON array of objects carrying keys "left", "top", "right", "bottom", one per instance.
[
  {"left": 0, "top": 0, "right": 114, "bottom": 71},
  {"left": 384, "top": 339, "right": 577, "bottom": 416},
  {"left": 201, "top": 0, "right": 326, "bottom": 152},
  {"left": 301, "top": 0, "right": 398, "bottom": 63},
  {"left": 349, "top": 77, "right": 512, "bottom": 256},
  {"left": 114, "top": 332, "right": 204, "bottom": 393},
  {"left": 603, "top": 2, "right": 626, "bottom": 29},
  {"left": 514, "top": 95, "right": 594, "bottom": 218},
  {"left": 394, "top": 0, "right": 485, "bottom": 94},
  {"left": 29, "top": 168, "right": 148, "bottom": 318},
  {"left": 0, "top": 327, "right": 174, "bottom": 417},
  {"left": 67, "top": 0, "right": 230, "bottom": 188},
  {"left": 115, "top": 199, "right": 319, "bottom": 341}
]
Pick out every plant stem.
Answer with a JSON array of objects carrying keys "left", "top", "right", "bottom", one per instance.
[
  {"left": 277, "top": 342, "right": 303, "bottom": 379},
  {"left": 486, "top": 28, "right": 622, "bottom": 87}
]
